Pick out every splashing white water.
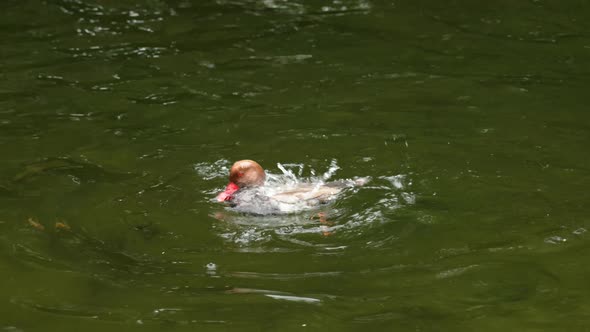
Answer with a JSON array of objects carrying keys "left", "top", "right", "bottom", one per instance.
[{"left": 321, "top": 159, "right": 340, "bottom": 181}]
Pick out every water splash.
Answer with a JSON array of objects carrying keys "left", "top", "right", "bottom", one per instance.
[
  {"left": 206, "top": 159, "right": 414, "bottom": 246},
  {"left": 321, "top": 159, "right": 341, "bottom": 181},
  {"left": 275, "top": 163, "right": 301, "bottom": 183}
]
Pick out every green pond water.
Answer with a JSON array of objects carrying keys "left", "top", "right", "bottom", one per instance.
[{"left": 1, "top": 0, "right": 590, "bottom": 330}]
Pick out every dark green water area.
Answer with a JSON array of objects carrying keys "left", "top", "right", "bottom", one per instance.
[{"left": 1, "top": 0, "right": 589, "bottom": 331}]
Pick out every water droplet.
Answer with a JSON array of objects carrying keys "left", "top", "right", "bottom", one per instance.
[{"left": 544, "top": 236, "right": 567, "bottom": 244}]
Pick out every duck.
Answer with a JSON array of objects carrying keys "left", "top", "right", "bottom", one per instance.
[{"left": 217, "top": 160, "right": 364, "bottom": 215}]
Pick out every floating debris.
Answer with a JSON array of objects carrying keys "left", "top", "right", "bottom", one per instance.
[
  {"left": 27, "top": 217, "right": 45, "bottom": 231},
  {"left": 55, "top": 220, "right": 71, "bottom": 231}
]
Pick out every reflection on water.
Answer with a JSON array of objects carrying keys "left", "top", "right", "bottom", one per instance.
[{"left": 1, "top": 0, "right": 590, "bottom": 330}]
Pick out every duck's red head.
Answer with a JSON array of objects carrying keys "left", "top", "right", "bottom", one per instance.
[{"left": 216, "top": 160, "right": 266, "bottom": 202}]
